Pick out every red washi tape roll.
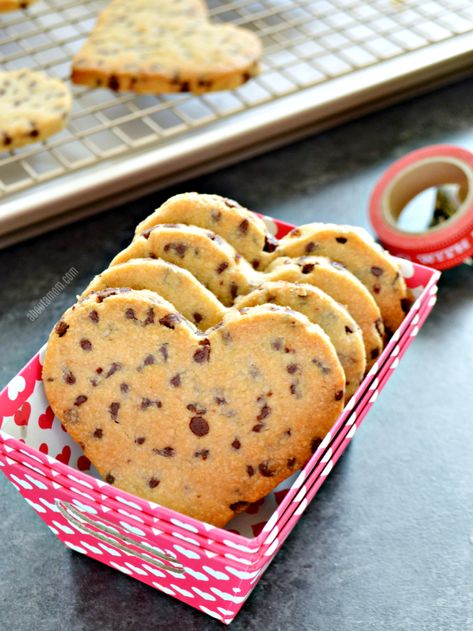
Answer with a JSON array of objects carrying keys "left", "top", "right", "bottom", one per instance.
[{"left": 369, "top": 144, "right": 473, "bottom": 270}]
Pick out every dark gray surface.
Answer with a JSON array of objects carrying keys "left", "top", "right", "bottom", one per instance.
[{"left": 1, "top": 78, "right": 473, "bottom": 631}]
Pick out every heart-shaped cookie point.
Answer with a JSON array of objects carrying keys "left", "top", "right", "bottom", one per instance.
[
  {"left": 43, "top": 288, "right": 344, "bottom": 527},
  {"left": 72, "top": 0, "right": 262, "bottom": 94}
]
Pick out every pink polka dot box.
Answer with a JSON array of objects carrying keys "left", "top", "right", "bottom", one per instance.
[{"left": 0, "top": 216, "right": 440, "bottom": 624}]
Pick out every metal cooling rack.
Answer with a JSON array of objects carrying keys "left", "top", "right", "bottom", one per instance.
[{"left": 2, "top": 0, "right": 473, "bottom": 245}]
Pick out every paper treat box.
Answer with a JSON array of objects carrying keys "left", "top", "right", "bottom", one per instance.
[{"left": 0, "top": 215, "right": 440, "bottom": 624}]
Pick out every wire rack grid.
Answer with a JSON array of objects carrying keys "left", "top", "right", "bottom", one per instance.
[{"left": 2, "top": 0, "right": 473, "bottom": 236}]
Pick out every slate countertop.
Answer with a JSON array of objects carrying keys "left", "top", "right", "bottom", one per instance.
[{"left": 1, "top": 78, "right": 472, "bottom": 631}]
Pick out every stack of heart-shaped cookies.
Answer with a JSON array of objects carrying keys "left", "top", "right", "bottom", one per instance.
[{"left": 43, "top": 193, "right": 410, "bottom": 527}]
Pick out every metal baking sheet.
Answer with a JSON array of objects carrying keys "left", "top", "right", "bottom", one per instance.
[{"left": 2, "top": 0, "right": 473, "bottom": 246}]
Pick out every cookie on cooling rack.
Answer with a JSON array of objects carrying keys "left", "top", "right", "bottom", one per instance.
[
  {"left": 0, "top": 69, "right": 71, "bottom": 151},
  {"left": 72, "top": 0, "right": 261, "bottom": 94}
]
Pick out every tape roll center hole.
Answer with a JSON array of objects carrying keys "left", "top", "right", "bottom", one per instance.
[{"left": 387, "top": 160, "right": 469, "bottom": 233}]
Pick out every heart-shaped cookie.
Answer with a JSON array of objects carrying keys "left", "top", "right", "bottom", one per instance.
[
  {"left": 0, "top": 69, "right": 71, "bottom": 151},
  {"left": 43, "top": 289, "right": 344, "bottom": 527},
  {"left": 71, "top": 0, "right": 261, "bottom": 94}
]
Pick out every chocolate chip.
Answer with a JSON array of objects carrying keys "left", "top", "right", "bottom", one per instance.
[
  {"left": 305, "top": 242, "right": 316, "bottom": 254},
  {"left": 125, "top": 308, "right": 137, "bottom": 320},
  {"left": 74, "top": 395, "right": 87, "bottom": 406},
  {"left": 193, "top": 312, "right": 203, "bottom": 324},
  {"left": 141, "top": 398, "right": 153, "bottom": 410},
  {"left": 3, "top": 133, "right": 12, "bottom": 146},
  {"left": 189, "top": 416, "right": 209, "bottom": 436},
  {"left": 401, "top": 298, "right": 411, "bottom": 314},
  {"left": 215, "top": 396, "right": 226, "bottom": 405},
  {"left": 371, "top": 266, "right": 384, "bottom": 277},
  {"left": 64, "top": 370, "right": 76, "bottom": 385},
  {"left": 96, "top": 367, "right": 103, "bottom": 374},
  {"left": 187, "top": 403, "right": 207, "bottom": 415},
  {"left": 217, "top": 262, "right": 228, "bottom": 274},
  {"left": 287, "top": 457, "right": 296, "bottom": 468},
  {"left": 370, "top": 348, "right": 380, "bottom": 360},
  {"left": 135, "top": 436, "right": 146, "bottom": 445},
  {"left": 246, "top": 465, "right": 255, "bottom": 477},
  {"left": 120, "top": 383, "right": 129, "bottom": 393},
  {"left": 144, "top": 308, "right": 155, "bottom": 325},
  {"left": 290, "top": 382, "right": 299, "bottom": 396},
  {"left": 271, "top": 338, "right": 283, "bottom": 351},
  {"left": 373, "top": 284, "right": 381, "bottom": 294},
  {"left": 311, "top": 437, "right": 322, "bottom": 453},
  {"left": 335, "top": 390, "right": 343, "bottom": 401},
  {"left": 232, "top": 439, "right": 241, "bottom": 449},
  {"left": 106, "top": 473, "right": 115, "bottom": 484},
  {"left": 287, "top": 363, "right": 299, "bottom": 374},
  {"left": 55, "top": 321, "right": 69, "bottom": 337},
  {"left": 252, "top": 423, "right": 264, "bottom": 432},
  {"left": 252, "top": 259, "right": 260, "bottom": 270},
  {"left": 230, "top": 282, "right": 239, "bottom": 299},
  {"left": 335, "top": 237, "right": 347, "bottom": 244},
  {"left": 106, "top": 362, "right": 122, "bottom": 378},
  {"left": 94, "top": 428, "right": 103, "bottom": 438},
  {"left": 193, "top": 339, "right": 211, "bottom": 363},
  {"left": 301, "top": 263, "right": 314, "bottom": 274},
  {"left": 263, "top": 234, "right": 278, "bottom": 253},
  {"left": 170, "top": 374, "right": 181, "bottom": 387},
  {"left": 159, "top": 313, "right": 179, "bottom": 329},
  {"left": 108, "top": 75, "right": 120, "bottom": 91},
  {"left": 148, "top": 478, "right": 160, "bottom": 488},
  {"left": 312, "top": 358, "right": 331, "bottom": 374},
  {"left": 164, "top": 241, "right": 187, "bottom": 258},
  {"left": 230, "top": 501, "right": 249, "bottom": 512},
  {"left": 259, "top": 461, "right": 275, "bottom": 477},
  {"left": 257, "top": 404, "right": 271, "bottom": 421},
  {"left": 89, "top": 310, "right": 99, "bottom": 323},
  {"left": 143, "top": 354, "right": 155, "bottom": 366},
  {"left": 159, "top": 344, "right": 169, "bottom": 362},
  {"left": 345, "top": 326, "right": 353, "bottom": 334},
  {"left": 153, "top": 447, "right": 174, "bottom": 457},
  {"left": 194, "top": 449, "right": 209, "bottom": 460},
  {"left": 29, "top": 128, "right": 39, "bottom": 138},
  {"left": 239, "top": 219, "right": 249, "bottom": 234},
  {"left": 109, "top": 402, "right": 120, "bottom": 421}
]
